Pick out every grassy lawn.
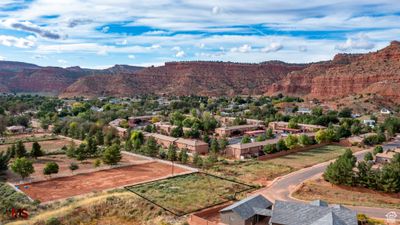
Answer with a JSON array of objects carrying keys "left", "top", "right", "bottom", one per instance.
[
  {"left": 293, "top": 178, "right": 400, "bottom": 209},
  {"left": 267, "top": 145, "right": 349, "bottom": 169},
  {"left": 125, "top": 173, "right": 253, "bottom": 215},
  {"left": 208, "top": 161, "right": 293, "bottom": 185},
  {"left": 208, "top": 145, "right": 349, "bottom": 185}
]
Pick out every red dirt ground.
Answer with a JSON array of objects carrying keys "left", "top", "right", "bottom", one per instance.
[{"left": 18, "top": 162, "right": 190, "bottom": 202}]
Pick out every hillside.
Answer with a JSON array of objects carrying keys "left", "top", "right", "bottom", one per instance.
[
  {"left": 0, "top": 62, "right": 143, "bottom": 94},
  {"left": 60, "top": 61, "right": 307, "bottom": 98}
]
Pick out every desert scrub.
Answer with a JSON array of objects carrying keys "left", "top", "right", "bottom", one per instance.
[{"left": 0, "top": 182, "right": 36, "bottom": 222}]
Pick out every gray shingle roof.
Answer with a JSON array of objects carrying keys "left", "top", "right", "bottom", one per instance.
[
  {"left": 270, "top": 200, "right": 357, "bottom": 225},
  {"left": 220, "top": 194, "right": 273, "bottom": 220}
]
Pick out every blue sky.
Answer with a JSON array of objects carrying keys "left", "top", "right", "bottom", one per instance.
[{"left": 0, "top": 0, "right": 399, "bottom": 68}]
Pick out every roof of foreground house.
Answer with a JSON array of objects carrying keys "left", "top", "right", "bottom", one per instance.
[
  {"left": 270, "top": 200, "right": 357, "bottom": 225},
  {"left": 220, "top": 194, "right": 273, "bottom": 220}
]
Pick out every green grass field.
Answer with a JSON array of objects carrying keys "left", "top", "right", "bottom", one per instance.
[
  {"left": 208, "top": 145, "right": 349, "bottom": 185},
  {"left": 268, "top": 145, "right": 349, "bottom": 169},
  {"left": 125, "top": 173, "right": 253, "bottom": 215}
]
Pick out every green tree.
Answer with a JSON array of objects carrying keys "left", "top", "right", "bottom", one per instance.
[
  {"left": 66, "top": 142, "right": 76, "bottom": 158},
  {"left": 95, "top": 130, "right": 104, "bottom": 146},
  {"left": 75, "top": 144, "right": 88, "bottom": 161},
  {"left": 218, "top": 136, "right": 229, "bottom": 151},
  {"left": 0, "top": 151, "right": 11, "bottom": 171},
  {"left": 284, "top": 134, "right": 299, "bottom": 149},
  {"left": 364, "top": 152, "right": 374, "bottom": 161},
  {"left": 31, "top": 141, "right": 44, "bottom": 159},
  {"left": 323, "top": 149, "right": 356, "bottom": 186},
  {"left": 193, "top": 153, "right": 203, "bottom": 167},
  {"left": 11, "top": 157, "right": 34, "bottom": 180},
  {"left": 264, "top": 144, "right": 276, "bottom": 154},
  {"left": 171, "top": 126, "right": 184, "bottom": 137},
  {"left": 265, "top": 128, "right": 274, "bottom": 139},
  {"left": 8, "top": 144, "right": 16, "bottom": 158},
  {"left": 167, "top": 145, "right": 177, "bottom": 161},
  {"left": 130, "top": 131, "right": 144, "bottom": 150},
  {"left": 338, "top": 107, "right": 352, "bottom": 118},
  {"left": 287, "top": 120, "right": 299, "bottom": 129},
  {"left": 43, "top": 162, "right": 59, "bottom": 177},
  {"left": 145, "top": 137, "right": 158, "bottom": 157},
  {"left": 210, "top": 138, "right": 220, "bottom": 154},
  {"left": 276, "top": 139, "right": 288, "bottom": 152},
  {"left": 241, "top": 135, "right": 251, "bottom": 144},
  {"left": 15, "top": 140, "right": 27, "bottom": 158},
  {"left": 312, "top": 107, "right": 323, "bottom": 116},
  {"left": 102, "top": 144, "right": 122, "bottom": 165},
  {"left": 124, "top": 139, "right": 133, "bottom": 152},
  {"left": 373, "top": 146, "right": 384, "bottom": 155},
  {"left": 298, "top": 134, "right": 312, "bottom": 146},
  {"left": 179, "top": 149, "right": 189, "bottom": 164},
  {"left": 85, "top": 137, "right": 97, "bottom": 157}
]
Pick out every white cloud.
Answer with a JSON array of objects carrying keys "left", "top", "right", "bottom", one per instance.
[
  {"left": 0, "top": 55, "right": 5, "bottom": 60},
  {"left": 57, "top": 59, "right": 67, "bottom": 64},
  {"left": 212, "top": 6, "right": 221, "bottom": 15},
  {"left": 0, "top": 19, "right": 62, "bottom": 39},
  {"left": 335, "top": 34, "right": 375, "bottom": 51},
  {"left": 128, "top": 54, "right": 135, "bottom": 59},
  {"left": 0, "top": 35, "right": 35, "bottom": 48},
  {"left": 261, "top": 42, "right": 283, "bottom": 53},
  {"left": 298, "top": 45, "right": 307, "bottom": 52},
  {"left": 171, "top": 46, "right": 181, "bottom": 51},
  {"left": 230, "top": 44, "right": 252, "bottom": 53},
  {"left": 175, "top": 50, "right": 185, "bottom": 57}
]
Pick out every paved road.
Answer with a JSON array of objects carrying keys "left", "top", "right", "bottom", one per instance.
[{"left": 255, "top": 140, "right": 400, "bottom": 220}]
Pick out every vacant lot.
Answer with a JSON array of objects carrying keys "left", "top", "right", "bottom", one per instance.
[
  {"left": 209, "top": 161, "right": 293, "bottom": 185},
  {"left": 209, "top": 145, "right": 349, "bottom": 185},
  {"left": 6, "top": 153, "right": 148, "bottom": 183},
  {"left": 267, "top": 145, "right": 349, "bottom": 169},
  {"left": 126, "top": 173, "right": 253, "bottom": 215},
  {"left": 0, "top": 138, "right": 75, "bottom": 153},
  {"left": 293, "top": 178, "right": 400, "bottom": 209},
  {"left": 18, "top": 161, "right": 191, "bottom": 203}
]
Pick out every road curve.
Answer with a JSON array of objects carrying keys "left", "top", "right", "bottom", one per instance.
[{"left": 254, "top": 147, "right": 400, "bottom": 220}]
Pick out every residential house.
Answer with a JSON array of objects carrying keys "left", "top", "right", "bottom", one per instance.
[
  {"left": 175, "top": 138, "right": 209, "bottom": 154},
  {"left": 6, "top": 125, "right": 26, "bottom": 134},
  {"left": 109, "top": 119, "right": 127, "bottom": 137},
  {"left": 226, "top": 139, "right": 279, "bottom": 159},
  {"left": 268, "top": 121, "right": 325, "bottom": 133},
  {"left": 128, "top": 115, "right": 154, "bottom": 127},
  {"left": 297, "top": 108, "right": 312, "bottom": 114},
  {"left": 154, "top": 122, "right": 190, "bottom": 135},
  {"left": 144, "top": 133, "right": 177, "bottom": 148},
  {"left": 220, "top": 194, "right": 273, "bottom": 225},
  {"left": 144, "top": 133, "right": 209, "bottom": 154},
  {"left": 269, "top": 200, "right": 357, "bottom": 225},
  {"left": 363, "top": 119, "right": 375, "bottom": 128},
  {"left": 215, "top": 124, "right": 263, "bottom": 137},
  {"left": 380, "top": 108, "right": 391, "bottom": 115}
]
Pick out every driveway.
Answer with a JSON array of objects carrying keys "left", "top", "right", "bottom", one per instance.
[{"left": 255, "top": 139, "right": 400, "bottom": 220}]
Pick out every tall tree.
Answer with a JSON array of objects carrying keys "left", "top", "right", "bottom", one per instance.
[
  {"left": 11, "top": 157, "right": 34, "bottom": 180},
  {"left": 43, "top": 162, "right": 59, "bottom": 177},
  {"left": 31, "top": 141, "right": 44, "bottom": 159},
  {"left": 167, "top": 144, "right": 177, "bottom": 161},
  {"left": 102, "top": 144, "right": 122, "bottom": 166},
  {"left": 15, "top": 141, "right": 27, "bottom": 158},
  {"left": 0, "top": 151, "right": 11, "bottom": 171}
]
